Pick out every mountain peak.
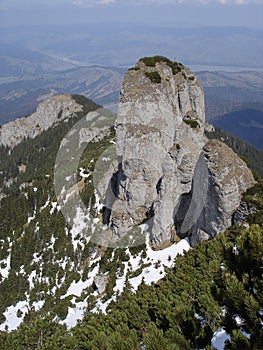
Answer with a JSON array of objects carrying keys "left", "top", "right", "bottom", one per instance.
[
  {"left": 101, "top": 57, "right": 255, "bottom": 247},
  {"left": 0, "top": 62, "right": 260, "bottom": 336},
  {"left": 0, "top": 94, "right": 84, "bottom": 149}
]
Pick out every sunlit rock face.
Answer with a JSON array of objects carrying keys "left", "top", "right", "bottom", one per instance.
[
  {"left": 0, "top": 94, "right": 83, "bottom": 148},
  {"left": 102, "top": 57, "right": 256, "bottom": 247},
  {"left": 189, "top": 139, "right": 256, "bottom": 246}
]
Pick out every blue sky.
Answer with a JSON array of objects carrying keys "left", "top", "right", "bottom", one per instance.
[{"left": 0, "top": 0, "right": 262, "bottom": 27}]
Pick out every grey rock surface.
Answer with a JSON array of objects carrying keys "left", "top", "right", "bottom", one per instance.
[
  {"left": 0, "top": 94, "right": 83, "bottom": 148},
  {"left": 111, "top": 60, "right": 206, "bottom": 247},
  {"left": 232, "top": 201, "right": 257, "bottom": 226},
  {"left": 94, "top": 274, "right": 109, "bottom": 294},
  {"left": 189, "top": 139, "right": 256, "bottom": 245},
  {"left": 103, "top": 58, "right": 256, "bottom": 247}
]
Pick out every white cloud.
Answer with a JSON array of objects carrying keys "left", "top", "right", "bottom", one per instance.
[
  {"left": 72, "top": 0, "right": 116, "bottom": 6},
  {"left": 218, "top": 0, "right": 246, "bottom": 4},
  {"left": 99, "top": 0, "right": 115, "bottom": 3}
]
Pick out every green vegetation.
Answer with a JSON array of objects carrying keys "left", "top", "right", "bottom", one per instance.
[
  {"left": 0, "top": 95, "right": 116, "bottom": 325},
  {"left": 139, "top": 56, "right": 161, "bottom": 67},
  {"left": 0, "top": 93, "right": 262, "bottom": 349},
  {"left": 139, "top": 56, "right": 184, "bottom": 74},
  {"left": 0, "top": 152, "right": 262, "bottom": 348},
  {"left": 183, "top": 119, "right": 200, "bottom": 128},
  {"left": 1, "top": 205, "right": 262, "bottom": 348},
  {"left": 128, "top": 66, "right": 140, "bottom": 71},
  {"left": 205, "top": 126, "right": 263, "bottom": 178},
  {"left": 145, "top": 71, "right": 162, "bottom": 84}
]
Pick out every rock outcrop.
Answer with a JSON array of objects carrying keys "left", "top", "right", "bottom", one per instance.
[
  {"left": 188, "top": 139, "right": 256, "bottom": 245},
  {"left": 0, "top": 94, "right": 83, "bottom": 148},
  {"left": 94, "top": 274, "right": 109, "bottom": 294},
  {"left": 103, "top": 57, "right": 255, "bottom": 247}
]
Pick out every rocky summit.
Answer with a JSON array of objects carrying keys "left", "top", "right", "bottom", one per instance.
[
  {"left": 104, "top": 56, "right": 255, "bottom": 247},
  {"left": 0, "top": 94, "right": 84, "bottom": 148}
]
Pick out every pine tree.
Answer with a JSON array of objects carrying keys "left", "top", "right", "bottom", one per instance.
[{"left": 225, "top": 329, "right": 251, "bottom": 350}]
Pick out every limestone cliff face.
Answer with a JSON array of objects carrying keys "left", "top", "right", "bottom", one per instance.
[
  {"left": 0, "top": 94, "right": 83, "bottom": 148},
  {"left": 106, "top": 57, "right": 255, "bottom": 247},
  {"left": 171, "top": 138, "right": 256, "bottom": 245},
  {"left": 189, "top": 139, "right": 256, "bottom": 245}
]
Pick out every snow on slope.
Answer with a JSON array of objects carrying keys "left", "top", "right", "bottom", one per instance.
[
  {"left": 114, "top": 235, "right": 190, "bottom": 294},
  {"left": 211, "top": 315, "right": 251, "bottom": 350},
  {"left": 211, "top": 328, "right": 231, "bottom": 350},
  {"left": 61, "top": 233, "right": 190, "bottom": 328},
  {"left": 0, "top": 239, "right": 11, "bottom": 280},
  {"left": 0, "top": 298, "right": 44, "bottom": 332},
  {"left": 0, "top": 184, "right": 190, "bottom": 333}
]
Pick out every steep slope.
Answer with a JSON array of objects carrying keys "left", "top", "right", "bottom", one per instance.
[
  {"left": 213, "top": 109, "right": 263, "bottom": 151},
  {"left": 0, "top": 91, "right": 190, "bottom": 332},
  {"left": 0, "top": 95, "right": 105, "bottom": 329},
  {"left": 0, "top": 58, "right": 260, "bottom": 340},
  {"left": 205, "top": 125, "right": 263, "bottom": 178},
  {"left": 0, "top": 94, "right": 86, "bottom": 148},
  {"left": 1, "top": 193, "right": 263, "bottom": 348},
  {"left": 103, "top": 57, "right": 255, "bottom": 248}
]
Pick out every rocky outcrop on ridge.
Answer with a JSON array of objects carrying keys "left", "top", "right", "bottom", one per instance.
[
  {"left": 104, "top": 57, "right": 255, "bottom": 247},
  {"left": 0, "top": 94, "right": 83, "bottom": 148},
  {"left": 188, "top": 139, "right": 256, "bottom": 245}
]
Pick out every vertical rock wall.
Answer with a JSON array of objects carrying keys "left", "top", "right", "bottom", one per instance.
[{"left": 105, "top": 57, "right": 255, "bottom": 247}]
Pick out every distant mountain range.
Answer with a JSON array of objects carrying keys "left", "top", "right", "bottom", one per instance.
[
  {"left": 1, "top": 24, "right": 262, "bottom": 150},
  {"left": 0, "top": 65, "right": 125, "bottom": 124},
  {"left": 1, "top": 65, "right": 262, "bottom": 152},
  {"left": 213, "top": 109, "right": 263, "bottom": 151},
  {"left": 1, "top": 24, "right": 262, "bottom": 68},
  {"left": 198, "top": 71, "right": 263, "bottom": 150}
]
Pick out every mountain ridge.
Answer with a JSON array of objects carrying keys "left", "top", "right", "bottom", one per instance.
[{"left": 0, "top": 59, "right": 262, "bottom": 348}]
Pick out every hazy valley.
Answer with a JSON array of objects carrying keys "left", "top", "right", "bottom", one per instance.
[
  {"left": 1, "top": 65, "right": 262, "bottom": 150},
  {"left": 0, "top": 5, "right": 263, "bottom": 347}
]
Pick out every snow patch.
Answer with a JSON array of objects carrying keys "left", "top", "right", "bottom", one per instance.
[
  {"left": 211, "top": 328, "right": 230, "bottom": 350},
  {"left": 0, "top": 301, "right": 28, "bottom": 331},
  {"left": 92, "top": 297, "right": 114, "bottom": 315},
  {"left": 114, "top": 235, "right": 190, "bottom": 294},
  {"left": 28, "top": 270, "right": 37, "bottom": 289},
  {"left": 32, "top": 300, "right": 45, "bottom": 311},
  {"left": 70, "top": 207, "right": 90, "bottom": 250},
  {"left": 50, "top": 201, "right": 58, "bottom": 215},
  {"left": 63, "top": 264, "right": 100, "bottom": 298},
  {"left": 94, "top": 190, "right": 103, "bottom": 213},
  {"left": 79, "top": 167, "right": 90, "bottom": 179},
  {"left": 62, "top": 301, "right": 87, "bottom": 329}
]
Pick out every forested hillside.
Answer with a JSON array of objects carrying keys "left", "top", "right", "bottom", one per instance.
[
  {"left": 0, "top": 95, "right": 106, "bottom": 328},
  {"left": 212, "top": 109, "right": 263, "bottom": 151},
  {"left": 1, "top": 184, "right": 262, "bottom": 349},
  {"left": 0, "top": 95, "right": 262, "bottom": 349}
]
